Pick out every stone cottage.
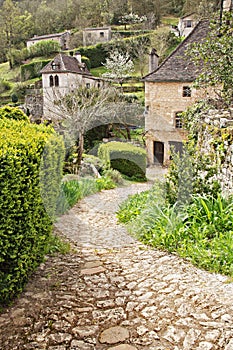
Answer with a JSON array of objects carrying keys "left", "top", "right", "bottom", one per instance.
[
  {"left": 143, "top": 20, "right": 210, "bottom": 175},
  {"left": 83, "top": 27, "right": 112, "bottom": 46},
  {"left": 40, "top": 52, "right": 103, "bottom": 120},
  {"left": 178, "top": 13, "right": 197, "bottom": 37},
  {"left": 27, "top": 31, "right": 71, "bottom": 50}
]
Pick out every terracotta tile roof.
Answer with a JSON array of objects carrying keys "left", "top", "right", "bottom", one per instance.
[
  {"left": 40, "top": 53, "right": 92, "bottom": 75},
  {"left": 143, "top": 20, "right": 210, "bottom": 83}
]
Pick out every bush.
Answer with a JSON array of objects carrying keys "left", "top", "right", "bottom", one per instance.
[
  {"left": 0, "top": 105, "right": 29, "bottom": 121},
  {"left": 0, "top": 118, "right": 64, "bottom": 304},
  {"left": 103, "top": 168, "right": 124, "bottom": 184},
  {"left": 28, "top": 40, "right": 60, "bottom": 58},
  {"left": 20, "top": 59, "right": 51, "bottom": 81},
  {"left": 98, "top": 141, "right": 146, "bottom": 180}
]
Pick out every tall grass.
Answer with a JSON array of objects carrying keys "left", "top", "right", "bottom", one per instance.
[
  {"left": 56, "top": 177, "right": 116, "bottom": 215},
  {"left": 118, "top": 188, "right": 233, "bottom": 276}
]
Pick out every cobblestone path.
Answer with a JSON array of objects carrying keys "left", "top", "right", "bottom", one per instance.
[{"left": 1, "top": 183, "right": 233, "bottom": 350}]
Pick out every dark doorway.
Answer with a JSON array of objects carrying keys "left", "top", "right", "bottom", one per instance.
[{"left": 154, "top": 141, "right": 164, "bottom": 165}]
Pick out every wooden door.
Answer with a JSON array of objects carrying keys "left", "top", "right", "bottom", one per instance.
[{"left": 154, "top": 141, "right": 164, "bottom": 165}]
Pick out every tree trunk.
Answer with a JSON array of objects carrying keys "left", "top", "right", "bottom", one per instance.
[
  {"left": 126, "top": 125, "right": 131, "bottom": 140},
  {"left": 77, "top": 132, "right": 84, "bottom": 167}
]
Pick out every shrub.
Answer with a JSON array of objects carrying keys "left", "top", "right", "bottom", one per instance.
[
  {"left": 98, "top": 141, "right": 146, "bottom": 180},
  {"left": 0, "top": 105, "right": 29, "bottom": 121},
  {"left": 28, "top": 40, "right": 60, "bottom": 58},
  {"left": 0, "top": 118, "right": 64, "bottom": 304},
  {"left": 103, "top": 168, "right": 124, "bottom": 184}
]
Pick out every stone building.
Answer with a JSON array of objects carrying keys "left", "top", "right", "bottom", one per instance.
[
  {"left": 143, "top": 20, "right": 210, "bottom": 176},
  {"left": 178, "top": 13, "right": 197, "bottom": 37},
  {"left": 27, "top": 31, "right": 71, "bottom": 50},
  {"left": 83, "top": 27, "right": 111, "bottom": 46},
  {"left": 40, "top": 52, "right": 103, "bottom": 120}
]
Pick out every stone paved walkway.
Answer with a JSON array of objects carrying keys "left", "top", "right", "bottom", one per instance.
[{"left": 1, "top": 183, "right": 233, "bottom": 350}]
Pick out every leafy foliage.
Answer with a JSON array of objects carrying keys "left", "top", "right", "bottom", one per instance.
[
  {"left": 0, "top": 105, "right": 29, "bottom": 121},
  {"left": 189, "top": 12, "right": 233, "bottom": 107},
  {"left": 0, "top": 118, "right": 64, "bottom": 305},
  {"left": 56, "top": 176, "right": 116, "bottom": 215},
  {"left": 118, "top": 186, "right": 233, "bottom": 276}
]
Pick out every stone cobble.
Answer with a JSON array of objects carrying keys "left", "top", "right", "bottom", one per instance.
[{"left": 1, "top": 183, "right": 233, "bottom": 349}]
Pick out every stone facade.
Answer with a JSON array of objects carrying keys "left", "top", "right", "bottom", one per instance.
[
  {"left": 145, "top": 81, "right": 203, "bottom": 166},
  {"left": 143, "top": 20, "right": 210, "bottom": 179},
  {"left": 83, "top": 27, "right": 111, "bottom": 46},
  {"left": 178, "top": 13, "right": 197, "bottom": 37},
  {"left": 40, "top": 53, "right": 103, "bottom": 120}
]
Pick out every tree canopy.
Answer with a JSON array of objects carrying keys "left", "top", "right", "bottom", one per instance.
[{"left": 189, "top": 12, "right": 233, "bottom": 107}]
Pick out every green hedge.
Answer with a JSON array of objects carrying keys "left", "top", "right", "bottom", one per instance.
[
  {"left": 21, "top": 59, "right": 51, "bottom": 81},
  {"left": 98, "top": 141, "right": 146, "bottom": 179},
  {"left": 112, "top": 30, "right": 152, "bottom": 37},
  {"left": 78, "top": 43, "right": 107, "bottom": 68},
  {"left": 0, "top": 118, "right": 64, "bottom": 305}
]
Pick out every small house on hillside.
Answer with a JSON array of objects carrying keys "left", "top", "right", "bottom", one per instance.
[
  {"left": 143, "top": 20, "right": 210, "bottom": 177},
  {"left": 178, "top": 13, "right": 197, "bottom": 37},
  {"left": 40, "top": 52, "right": 103, "bottom": 119},
  {"left": 83, "top": 27, "right": 112, "bottom": 46},
  {"left": 27, "top": 31, "right": 71, "bottom": 50}
]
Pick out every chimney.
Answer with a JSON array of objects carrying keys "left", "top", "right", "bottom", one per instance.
[
  {"left": 149, "top": 48, "right": 159, "bottom": 73},
  {"left": 74, "top": 51, "right": 82, "bottom": 63}
]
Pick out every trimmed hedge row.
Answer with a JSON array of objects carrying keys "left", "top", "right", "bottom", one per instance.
[
  {"left": 20, "top": 59, "right": 51, "bottom": 81},
  {"left": 0, "top": 118, "right": 64, "bottom": 305},
  {"left": 98, "top": 141, "right": 146, "bottom": 179}
]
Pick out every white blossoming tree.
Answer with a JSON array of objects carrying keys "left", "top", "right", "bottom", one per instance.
[{"left": 102, "top": 50, "right": 135, "bottom": 88}]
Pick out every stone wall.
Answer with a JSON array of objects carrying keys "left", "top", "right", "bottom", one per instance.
[
  {"left": 198, "top": 108, "right": 233, "bottom": 194},
  {"left": 25, "top": 89, "right": 43, "bottom": 122}
]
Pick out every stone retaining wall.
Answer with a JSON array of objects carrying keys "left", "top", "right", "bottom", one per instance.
[{"left": 198, "top": 108, "right": 233, "bottom": 194}]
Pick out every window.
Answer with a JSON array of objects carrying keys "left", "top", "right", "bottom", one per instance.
[
  {"left": 183, "top": 86, "right": 191, "bottom": 97},
  {"left": 97, "top": 82, "right": 101, "bottom": 88},
  {"left": 86, "top": 83, "right": 90, "bottom": 88},
  {"left": 175, "top": 112, "right": 183, "bottom": 129},
  {"left": 54, "top": 75, "right": 59, "bottom": 87},
  {"left": 49, "top": 75, "right": 54, "bottom": 87},
  {"left": 144, "top": 105, "right": 149, "bottom": 115},
  {"left": 100, "top": 32, "right": 104, "bottom": 37},
  {"left": 185, "top": 20, "right": 192, "bottom": 28}
]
